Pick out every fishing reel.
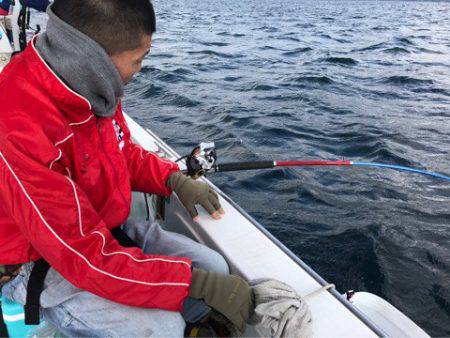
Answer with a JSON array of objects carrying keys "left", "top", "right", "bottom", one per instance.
[{"left": 178, "top": 142, "right": 217, "bottom": 179}]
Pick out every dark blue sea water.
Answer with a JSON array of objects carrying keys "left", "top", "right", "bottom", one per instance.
[{"left": 123, "top": 0, "right": 450, "bottom": 335}]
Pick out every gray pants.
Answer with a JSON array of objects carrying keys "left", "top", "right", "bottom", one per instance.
[{"left": 2, "top": 221, "right": 229, "bottom": 337}]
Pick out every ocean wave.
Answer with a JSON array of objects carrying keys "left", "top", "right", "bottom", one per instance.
[
  {"left": 244, "top": 83, "right": 279, "bottom": 91},
  {"left": 172, "top": 67, "right": 193, "bottom": 75},
  {"left": 416, "top": 47, "right": 444, "bottom": 54},
  {"left": 256, "top": 93, "right": 308, "bottom": 102},
  {"left": 335, "top": 140, "right": 416, "bottom": 167},
  {"left": 334, "top": 38, "right": 352, "bottom": 44},
  {"left": 259, "top": 125, "right": 307, "bottom": 140},
  {"left": 383, "top": 47, "right": 411, "bottom": 54},
  {"left": 381, "top": 76, "right": 433, "bottom": 86},
  {"left": 290, "top": 75, "right": 334, "bottom": 85},
  {"left": 371, "top": 25, "right": 390, "bottom": 31},
  {"left": 319, "top": 57, "right": 359, "bottom": 66},
  {"left": 138, "top": 84, "right": 164, "bottom": 98},
  {"left": 198, "top": 41, "right": 230, "bottom": 47},
  {"left": 292, "top": 22, "right": 314, "bottom": 28},
  {"left": 139, "top": 66, "right": 187, "bottom": 83},
  {"left": 411, "top": 87, "right": 450, "bottom": 96},
  {"left": 216, "top": 31, "right": 245, "bottom": 37},
  {"left": 157, "top": 72, "right": 186, "bottom": 83},
  {"left": 254, "top": 25, "right": 280, "bottom": 33},
  {"left": 188, "top": 50, "right": 242, "bottom": 58},
  {"left": 354, "top": 42, "right": 388, "bottom": 51},
  {"left": 259, "top": 45, "right": 279, "bottom": 51},
  {"left": 214, "top": 113, "right": 256, "bottom": 126},
  {"left": 139, "top": 66, "right": 158, "bottom": 75},
  {"left": 277, "top": 36, "right": 302, "bottom": 42},
  {"left": 319, "top": 33, "right": 333, "bottom": 39},
  {"left": 223, "top": 76, "right": 243, "bottom": 82},
  {"left": 281, "top": 47, "right": 313, "bottom": 56},
  {"left": 160, "top": 92, "right": 200, "bottom": 108},
  {"left": 395, "top": 37, "right": 415, "bottom": 45},
  {"left": 150, "top": 53, "right": 176, "bottom": 58}
]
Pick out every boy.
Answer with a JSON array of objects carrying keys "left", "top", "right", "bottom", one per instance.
[{"left": 0, "top": 0, "right": 253, "bottom": 336}]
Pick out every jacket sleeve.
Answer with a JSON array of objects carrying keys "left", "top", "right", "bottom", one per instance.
[
  {"left": 119, "top": 112, "right": 180, "bottom": 196},
  {"left": 0, "top": 132, "right": 191, "bottom": 311}
]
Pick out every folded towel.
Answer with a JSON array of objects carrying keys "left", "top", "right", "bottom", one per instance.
[{"left": 249, "top": 279, "right": 313, "bottom": 338}]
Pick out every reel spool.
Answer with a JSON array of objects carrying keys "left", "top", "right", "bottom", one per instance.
[{"left": 182, "top": 142, "right": 217, "bottom": 179}]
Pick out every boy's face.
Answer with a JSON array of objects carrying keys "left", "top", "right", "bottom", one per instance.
[{"left": 111, "top": 34, "right": 152, "bottom": 85}]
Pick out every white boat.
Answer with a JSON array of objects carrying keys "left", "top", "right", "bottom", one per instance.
[{"left": 0, "top": 4, "right": 431, "bottom": 337}]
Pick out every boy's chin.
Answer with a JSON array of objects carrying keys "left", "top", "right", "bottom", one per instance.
[{"left": 124, "top": 75, "right": 135, "bottom": 85}]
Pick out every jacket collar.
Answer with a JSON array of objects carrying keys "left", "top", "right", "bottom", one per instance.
[
  {"left": 27, "top": 35, "right": 96, "bottom": 125},
  {"left": 35, "top": 4, "right": 124, "bottom": 118}
]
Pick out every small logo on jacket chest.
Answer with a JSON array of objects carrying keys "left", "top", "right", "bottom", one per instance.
[{"left": 112, "top": 119, "right": 125, "bottom": 151}]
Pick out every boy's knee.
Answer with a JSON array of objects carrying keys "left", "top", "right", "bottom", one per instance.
[{"left": 201, "top": 249, "right": 229, "bottom": 275}]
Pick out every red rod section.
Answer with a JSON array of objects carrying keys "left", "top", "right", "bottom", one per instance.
[{"left": 276, "top": 160, "right": 352, "bottom": 167}]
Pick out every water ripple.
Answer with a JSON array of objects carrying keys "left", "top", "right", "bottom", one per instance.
[
  {"left": 381, "top": 76, "right": 434, "bottom": 86},
  {"left": 319, "top": 57, "right": 359, "bottom": 66},
  {"left": 124, "top": 1, "right": 450, "bottom": 335},
  {"left": 281, "top": 47, "right": 313, "bottom": 56}
]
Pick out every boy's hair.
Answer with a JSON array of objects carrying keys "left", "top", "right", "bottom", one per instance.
[{"left": 52, "top": 0, "right": 156, "bottom": 55}]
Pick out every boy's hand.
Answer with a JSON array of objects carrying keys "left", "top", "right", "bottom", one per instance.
[
  {"left": 167, "top": 172, "right": 225, "bottom": 221},
  {"left": 189, "top": 268, "right": 254, "bottom": 332}
]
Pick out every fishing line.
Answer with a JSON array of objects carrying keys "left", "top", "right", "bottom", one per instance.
[{"left": 351, "top": 162, "right": 450, "bottom": 182}]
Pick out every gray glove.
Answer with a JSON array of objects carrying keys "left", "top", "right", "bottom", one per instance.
[
  {"left": 167, "top": 172, "right": 223, "bottom": 219},
  {"left": 189, "top": 268, "right": 254, "bottom": 332}
]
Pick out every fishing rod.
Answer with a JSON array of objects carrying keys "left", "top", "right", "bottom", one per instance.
[{"left": 177, "top": 142, "right": 450, "bottom": 182}]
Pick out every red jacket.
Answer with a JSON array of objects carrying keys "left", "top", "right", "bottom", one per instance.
[{"left": 0, "top": 37, "right": 192, "bottom": 311}]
